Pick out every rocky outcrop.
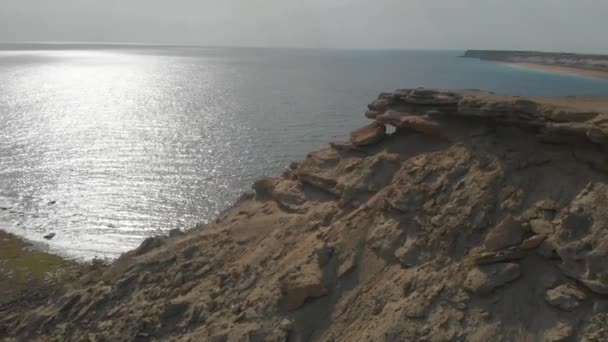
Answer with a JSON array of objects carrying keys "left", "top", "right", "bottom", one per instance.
[
  {"left": 545, "top": 284, "right": 587, "bottom": 311},
  {"left": 463, "top": 263, "right": 521, "bottom": 295},
  {"left": 361, "top": 88, "right": 608, "bottom": 148},
  {"left": 484, "top": 215, "right": 524, "bottom": 251},
  {"left": 349, "top": 121, "right": 386, "bottom": 146},
  {"left": 3, "top": 89, "right": 608, "bottom": 341}
]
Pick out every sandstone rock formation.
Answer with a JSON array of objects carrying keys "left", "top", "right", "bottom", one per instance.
[
  {"left": 545, "top": 284, "right": 587, "bottom": 311},
  {"left": 349, "top": 121, "right": 386, "bottom": 146},
  {"left": 3, "top": 89, "right": 608, "bottom": 341}
]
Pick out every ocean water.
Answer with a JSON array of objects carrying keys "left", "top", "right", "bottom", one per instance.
[{"left": 2, "top": 46, "right": 608, "bottom": 259}]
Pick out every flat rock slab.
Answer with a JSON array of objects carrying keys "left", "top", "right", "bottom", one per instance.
[
  {"left": 350, "top": 122, "right": 387, "bottom": 146},
  {"left": 545, "top": 284, "right": 587, "bottom": 311},
  {"left": 464, "top": 263, "right": 521, "bottom": 295},
  {"left": 484, "top": 215, "right": 524, "bottom": 252},
  {"left": 376, "top": 111, "right": 443, "bottom": 137},
  {"left": 521, "top": 234, "right": 548, "bottom": 250},
  {"left": 472, "top": 247, "right": 526, "bottom": 265}
]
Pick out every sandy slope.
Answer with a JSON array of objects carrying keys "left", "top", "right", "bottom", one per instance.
[{"left": 505, "top": 62, "right": 608, "bottom": 80}]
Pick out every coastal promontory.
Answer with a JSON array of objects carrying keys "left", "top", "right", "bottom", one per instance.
[
  {"left": 3, "top": 89, "right": 608, "bottom": 340},
  {"left": 464, "top": 49, "right": 608, "bottom": 78}
]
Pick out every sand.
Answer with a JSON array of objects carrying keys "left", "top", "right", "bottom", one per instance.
[{"left": 505, "top": 62, "right": 608, "bottom": 80}]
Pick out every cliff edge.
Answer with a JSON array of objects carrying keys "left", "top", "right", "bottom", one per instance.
[{"left": 3, "top": 89, "right": 608, "bottom": 341}]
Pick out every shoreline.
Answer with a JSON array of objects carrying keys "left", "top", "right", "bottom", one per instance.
[{"left": 502, "top": 61, "right": 608, "bottom": 80}]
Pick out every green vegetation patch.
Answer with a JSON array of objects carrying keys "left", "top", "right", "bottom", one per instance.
[{"left": 0, "top": 231, "right": 79, "bottom": 301}]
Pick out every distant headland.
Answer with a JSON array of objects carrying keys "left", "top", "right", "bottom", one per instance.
[{"left": 464, "top": 49, "right": 608, "bottom": 79}]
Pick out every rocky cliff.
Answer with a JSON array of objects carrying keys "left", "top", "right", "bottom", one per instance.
[{"left": 3, "top": 89, "right": 608, "bottom": 341}]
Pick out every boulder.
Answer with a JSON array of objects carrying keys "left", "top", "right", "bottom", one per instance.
[
  {"left": 464, "top": 263, "right": 521, "bottom": 295},
  {"left": 280, "top": 265, "right": 328, "bottom": 311},
  {"left": 545, "top": 284, "right": 587, "bottom": 311},
  {"left": 472, "top": 247, "right": 526, "bottom": 265},
  {"left": 484, "top": 215, "right": 524, "bottom": 251},
  {"left": 350, "top": 122, "right": 387, "bottom": 146},
  {"left": 271, "top": 180, "right": 307, "bottom": 209},
  {"left": 367, "top": 218, "right": 404, "bottom": 259},
  {"left": 580, "top": 313, "right": 608, "bottom": 341},
  {"left": 394, "top": 240, "right": 421, "bottom": 267},
  {"left": 530, "top": 219, "right": 555, "bottom": 235},
  {"left": 521, "top": 234, "right": 548, "bottom": 250},
  {"left": 543, "top": 322, "right": 575, "bottom": 342},
  {"left": 134, "top": 236, "right": 164, "bottom": 256}
]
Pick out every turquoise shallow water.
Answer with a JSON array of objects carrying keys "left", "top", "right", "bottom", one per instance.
[{"left": 2, "top": 46, "right": 608, "bottom": 259}]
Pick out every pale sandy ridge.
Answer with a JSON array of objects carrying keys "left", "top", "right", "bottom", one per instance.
[{"left": 505, "top": 62, "right": 608, "bottom": 80}]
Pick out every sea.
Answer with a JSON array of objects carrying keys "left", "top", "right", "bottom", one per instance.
[{"left": 2, "top": 45, "right": 608, "bottom": 260}]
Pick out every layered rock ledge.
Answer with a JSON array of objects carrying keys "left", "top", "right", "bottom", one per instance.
[{"left": 3, "top": 89, "right": 608, "bottom": 341}]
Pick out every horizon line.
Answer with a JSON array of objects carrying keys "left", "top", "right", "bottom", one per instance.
[
  {"left": 0, "top": 42, "right": 605, "bottom": 56},
  {"left": 0, "top": 41, "right": 466, "bottom": 52}
]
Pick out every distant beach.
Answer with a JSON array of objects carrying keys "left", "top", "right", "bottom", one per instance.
[
  {"left": 505, "top": 62, "right": 608, "bottom": 80},
  {"left": 463, "top": 50, "right": 608, "bottom": 80}
]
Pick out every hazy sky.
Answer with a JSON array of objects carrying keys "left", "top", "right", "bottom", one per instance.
[{"left": 1, "top": 0, "right": 607, "bottom": 52}]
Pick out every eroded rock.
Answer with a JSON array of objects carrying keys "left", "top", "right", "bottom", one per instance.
[
  {"left": 530, "top": 219, "right": 555, "bottom": 235},
  {"left": 464, "top": 263, "right": 521, "bottom": 295},
  {"left": 350, "top": 122, "right": 387, "bottom": 146},
  {"left": 394, "top": 240, "right": 420, "bottom": 267},
  {"left": 472, "top": 247, "right": 527, "bottom": 265},
  {"left": 543, "top": 322, "right": 575, "bottom": 342},
  {"left": 545, "top": 284, "right": 587, "bottom": 311},
  {"left": 484, "top": 216, "right": 524, "bottom": 251},
  {"left": 376, "top": 111, "right": 443, "bottom": 136},
  {"left": 522, "top": 234, "right": 548, "bottom": 250},
  {"left": 552, "top": 184, "right": 608, "bottom": 294},
  {"left": 280, "top": 265, "right": 328, "bottom": 311}
]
